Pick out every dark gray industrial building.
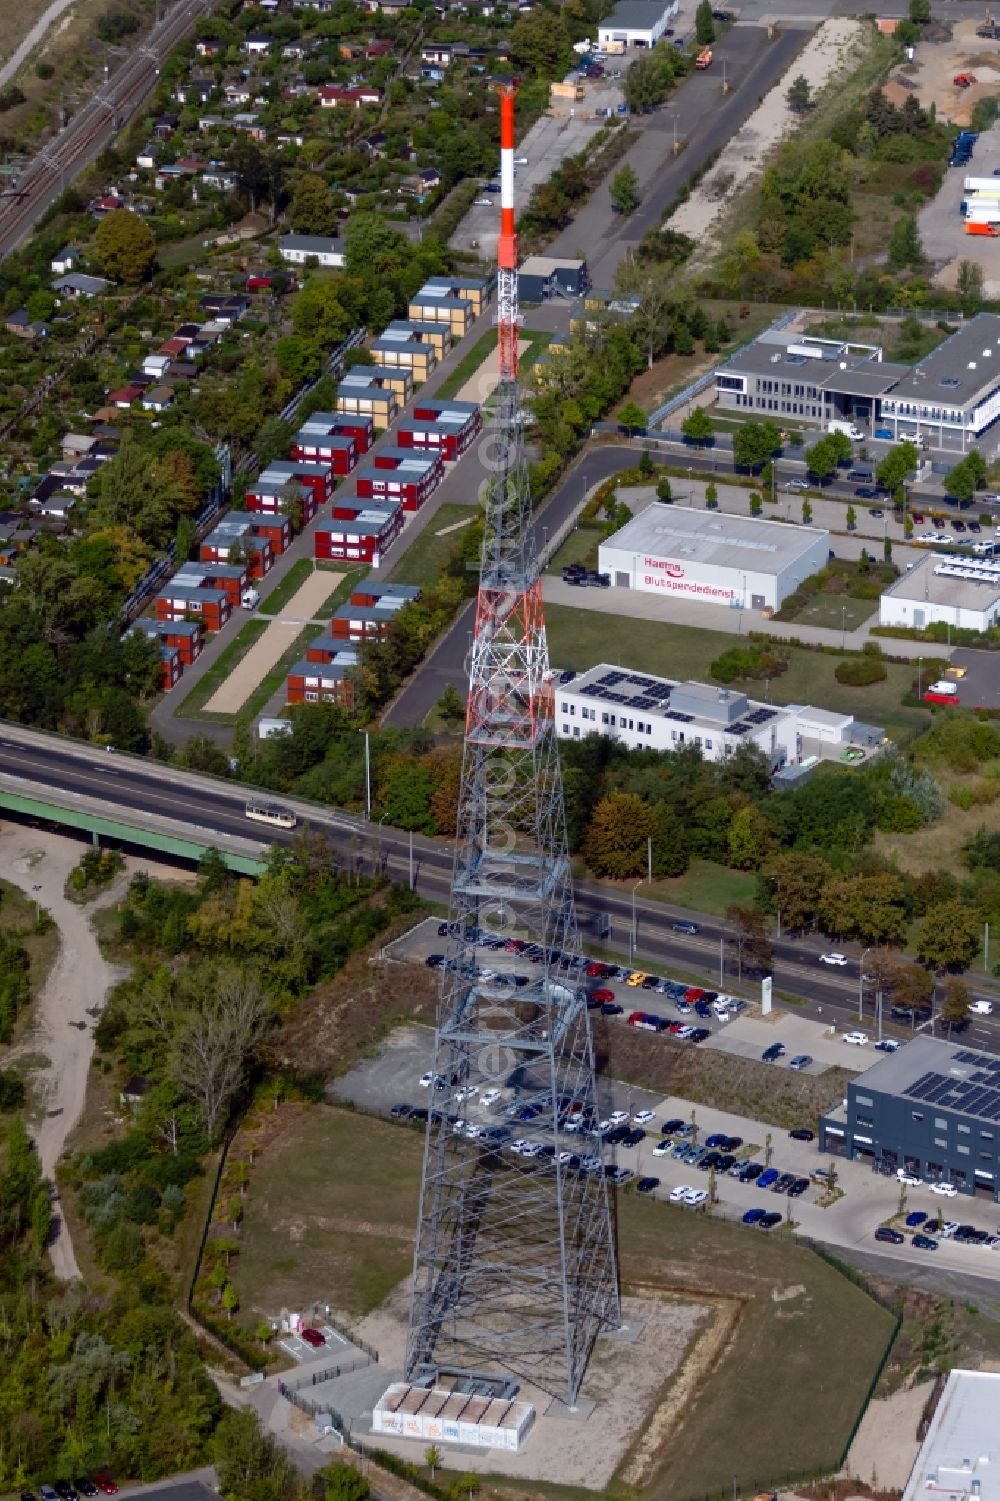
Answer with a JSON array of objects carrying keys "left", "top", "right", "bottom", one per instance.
[{"left": 820, "top": 1035, "right": 1000, "bottom": 1200}]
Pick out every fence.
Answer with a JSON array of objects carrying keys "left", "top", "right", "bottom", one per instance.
[
  {"left": 236, "top": 327, "right": 366, "bottom": 477},
  {"left": 646, "top": 308, "right": 799, "bottom": 431}
]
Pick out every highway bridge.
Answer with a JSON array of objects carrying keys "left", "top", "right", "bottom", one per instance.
[{"left": 3, "top": 721, "right": 1000, "bottom": 1050}]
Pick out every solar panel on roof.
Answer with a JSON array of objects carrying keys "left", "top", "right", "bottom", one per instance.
[{"left": 631, "top": 696, "right": 655, "bottom": 710}]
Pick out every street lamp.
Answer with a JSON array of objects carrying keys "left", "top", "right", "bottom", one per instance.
[
  {"left": 859, "top": 946, "right": 873, "bottom": 1023},
  {"left": 630, "top": 878, "right": 643, "bottom": 961},
  {"left": 360, "top": 730, "right": 371, "bottom": 820},
  {"left": 841, "top": 603, "right": 847, "bottom": 650}
]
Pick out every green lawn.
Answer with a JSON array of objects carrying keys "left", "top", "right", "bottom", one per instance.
[
  {"left": 387, "top": 503, "right": 478, "bottom": 590},
  {"left": 646, "top": 858, "right": 758, "bottom": 917},
  {"left": 232, "top": 1105, "right": 421, "bottom": 1322},
  {"left": 544, "top": 604, "right": 926, "bottom": 739},
  {"left": 175, "top": 620, "right": 268, "bottom": 717},
  {"left": 546, "top": 529, "right": 600, "bottom": 575},
  {"left": 789, "top": 594, "right": 878, "bottom": 632}
]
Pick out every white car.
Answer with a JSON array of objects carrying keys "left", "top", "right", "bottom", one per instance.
[
  {"left": 938, "top": 1219, "right": 960, "bottom": 1237},
  {"left": 971, "top": 1000, "right": 994, "bottom": 1016},
  {"left": 843, "top": 1031, "right": 869, "bottom": 1046},
  {"left": 456, "top": 1084, "right": 479, "bottom": 1101},
  {"left": 684, "top": 1188, "right": 709, "bottom": 1206},
  {"left": 669, "top": 1184, "right": 694, "bottom": 1203},
  {"left": 480, "top": 1088, "right": 502, "bottom": 1108},
  {"left": 633, "top": 1109, "right": 656, "bottom": 1125},
  {"left": 419, "top": 1071, "right": 435, "bottom": 1088},
  {"left": 819, "top": 953, "right": 849, "bottom": 967},
  {"left": 609, "top": 1109, "right": 629, "bottom": 1125},
  {"left": 653, "top": 1140, "right": 672, "bottom": 1156},
  {"left": 896, "top": 1169, "right": 921, "bottom": 1186},
  {"left": 930, "top": 1181, "right": 958, "bottom": 1197}
]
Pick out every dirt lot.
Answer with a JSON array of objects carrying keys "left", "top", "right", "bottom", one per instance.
[
  {"left": 895, "top": 18, "right": 1000, "bottom": 127},
  {"left": 203, "top": 568, "right": 342, "bottom": 715}
]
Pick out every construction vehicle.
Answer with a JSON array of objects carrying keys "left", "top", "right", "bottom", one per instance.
[
  {"left": 954, "top": 72, "right": 976, "bottom": 87},
  {"left": 695, "top": 46, "right": 713, "bottom": 67}
]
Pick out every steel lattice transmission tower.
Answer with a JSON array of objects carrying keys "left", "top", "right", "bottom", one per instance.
[{"left": 405, "top": 78, "right": 620, "bottom": 1409}]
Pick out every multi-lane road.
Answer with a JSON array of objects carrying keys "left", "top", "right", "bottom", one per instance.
[
  {"left": 3, "top": 721, "right": 1000, "bottom": 1049},
  {"left": 0, "top": 0, "right": 215, "bottom": 259}
]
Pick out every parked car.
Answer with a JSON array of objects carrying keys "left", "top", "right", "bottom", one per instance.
[
  {"left": 683, "top": 1187, "right": 709, "bottom": 1206},
  {"left": 94, "top": 1478, "right": 118, "bottom": 1496},
  {"left": 743, "top": 1207, "right": 766, "bottom": 1224},
  {"left": 669, "top": 1184, "right": 694, "bottom": 1203},
  {"left": 758, "top": 1211, "right": 783, "bottom": 1229},
  {"left": 930, "top": 1180, "right": 959, "bottom": 1196},
  {"left": 875, "top": 1039, "right": 900, "bottom": 1052},
  {"left": 762, "top": 1043, "right": 786, "bottom": 1062},
  {"left": 788, "top": 1177, "right": 810, "bottom": 1197},
  {"left": 789, "top": 1128, "right": 815, "bottom": 1142},
  {"left": 788, "top": 1054, "right": 812, "bottom": 1071},
  {"left": 912, "top": 1233, "right": 939, "bottom": 1250},
  {"left": 757, "top": 1168, "right": 780, "bottom": 1189},
  {"left": 875, "top": 1226, "right": 904, "bottom": 1244},
  {"left": 905, "top": 1211, "right": 928, "bottom": 1228},
  {"left": 636, "top": 1176, "right": 660, "bottom": 1194},
  {"left": 843, "top": 1031, "right": 870, "bottom": 1046},
  {"left": 897, "top": 1168, "right": 921, "bottom": 1186},
  {"left": 601, "top": 1001, "right": 624, "bottom": 1015}
]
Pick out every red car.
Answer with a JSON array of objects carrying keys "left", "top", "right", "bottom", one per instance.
[
  {"left": 911, "top": 511, "right": 924, "bottom": 524},
  {"left": 586, "top": 961, "right": 610, "bottom": 977},
  {"left": 301, "top": 1327, "right": 326, "bottom": 1348},
  {"left": 683, "top": 987, "right": 704, "bottom": 1002},
  {"left": 94, "top": 1480, "right": 118, "bottom": 1497},
  {"left": 667, "top": 1022, "right": 685, "bottom": 1035},
  {"left": 590, "top": 986, "right": 615, "bottom": 1004}
]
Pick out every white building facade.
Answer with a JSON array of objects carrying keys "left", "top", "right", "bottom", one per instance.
[
  {"left": 555, "top": 668, "right": 802, "bottom": 767},
  {"left": 597, "top": 0, "right": 678, "bottom": 48},
  {"left": 598, "top": 504, "right": 831, "bottom": 612},
  {"left": 879, "top": 553, "right": 1000, "bottom": 633}
]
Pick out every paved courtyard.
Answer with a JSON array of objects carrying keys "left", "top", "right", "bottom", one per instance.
[{"left": 202, "top": 568, "right": 342, "bottom": 715}]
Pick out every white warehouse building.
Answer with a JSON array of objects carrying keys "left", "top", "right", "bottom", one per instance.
[
  {"left": 880, "top": 552, "right": 1000, "bottom": 634},
  {"left": 554, "top": 666, "right": 882, "bottom": 767},
  {"left": 597, "top": 0, "right": 678, "bottom": 48},
  {"left": 597, "top": 504, "right": 830, "bottom": 613}
]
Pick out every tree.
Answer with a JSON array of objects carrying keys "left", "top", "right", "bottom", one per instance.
[
  {"left": 957, "top": 258, "right": 984, "bottom": 312},
  {"left": 610, "top": 164, "right": 639, "bottom": 216},
  {"left": 583, "top": 793, "right": 656, "bottom": 878},
  {"left": 727, "top": 807, "right": 772, "bottom": 869},
  {"left": 705, "top": 481, "right": 718, "bottom": 508},
  {"left": 916, "top": 899, "right": 980, "bottom": 970},
  {"left": 846, "top": 504, "right": 857, "bottom": 530},
  {"left": 802, "top": 498, "right": 813, "bottom": 525},
  {"left": 93, "top": 209, "right": 156, "bottom": 283},
  {"left": 425, "top": 1448, "right": 442, "bottom": 1480},
  {"left": 222, "top": 1283, "right": 239, "bottom": 1320},
  {"left": 656, "top": 475, "right": 673, "bottom": 502},
  {"left": 436, "top": 684, "right": 466, "bottom": 724},
  {"left": 322, "top": 1462, "right": 371, "bottom": 1501},
  {"left": 940, "top": 976, "right": 971, "bottom": 1032},
  {"left": 787, "top": 75, "right": 811, "bottom": 112},
  {"left": 888, "top": 214, "right": 923, "bottom": 271},
  {"left": 909, "top": 0, "right": 931, "bottom": 20},
  {"left": 681, "top": 408, "right": 715, "bottom": 445},
  {"left": 171, "top": 967, "right": 272, "bottom": 1142},
  {"left": 510, "top": 8, "right": 570, "bottom": 74},
  {"left": 805, "top": 435, "right": 838, "bottom": 483},
  {"left": 289, "top": 172, "right": 339, "bottom": 235},
  {"left": 617, "top": 400, "right": 647, "bottom": 434},
  {"left": 726, "top": 903, "right": 773, "bottom": 974},
  {"left": 732, "top": 419, "right": 781, "bottom": 471},
  {"left": 214, "top": 1409, "right": 297, "bottom": 1501},
  {"left": 876, "top": 441, "right": 920, "bottom": 495},
  {"left": 695, "top": 0, "right": 715, "bottom": 43},
  {"left": 759, "top": 851, "right": 830, "bottom": 932}
]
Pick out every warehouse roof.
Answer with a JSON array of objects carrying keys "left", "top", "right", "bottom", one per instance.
[
  {"left": 888, "top": 312, "right": 1000, "bottom": 403},
  {"left": 519, "top": 255, "right": 585, "bottom": 277},
  {"left": 600, "top": 502, "right": 828, "bottom": 572},
  {"left": 601, "top": 0, "right": 675, "bottom": 25},
  {"left": 903, "top": 1369, "right": 1000, "bottom": 1501},
  {"left": 883, "top": 552, "right": 1000, "bottom": 609},
  {"left": 847, "top": 1034, "right": 1000, "bottom": 1126}
]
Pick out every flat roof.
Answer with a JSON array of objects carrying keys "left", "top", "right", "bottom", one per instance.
[
  {"left": 601, "top": 502, "right": 828, "bottom": 573},
  {"left": 601, "top": 0, "right": 676, "bottom": 24},
  {"left": 848, "top": 1034, "right": 1000, "bottom": 1127},
  {"left": 560, "top": 663, "right": 796, "bottom": 735},
  {"left": 883, "top": 551, "right": 1000, "bottom": 611},
  {"left": 888, "top": 312, "right": 1000, "bottom": 404},
  {"left": 719, "top": 337, "right": 909, "bottom": 395},
  {"left": 519, "top": 255, "right": 585, "bottom": 276},
  {"left": 903, "top": 1369, "right": 1000, "bottom": 1501}
]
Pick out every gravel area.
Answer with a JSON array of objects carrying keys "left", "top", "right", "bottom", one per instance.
[
  {"left": 842, "top": 1376, "right": 935, "bottom": 1491},
  {"left": 456, "top": 338, "right": 529, "bottom": 404},
  {"left": 355, "top": 1282, "right": 711, "bottom": 1489},
  {"left": 203, "top": 568, "right": 341, "bottom": 715},
  {"left": 668, "top": 19, "right": 864, "bottom": 249}
]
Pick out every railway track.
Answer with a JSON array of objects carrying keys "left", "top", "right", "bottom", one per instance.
[{"left": 0, "top": 0, "right": 216, "bottom": 259}]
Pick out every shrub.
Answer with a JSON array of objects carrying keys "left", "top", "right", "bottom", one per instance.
[
  {"left": 710, "top": 644, "right": 788, "bottom": 683},
  {"left": 835, "top": 657, "right": 888, "bottom": 686}
]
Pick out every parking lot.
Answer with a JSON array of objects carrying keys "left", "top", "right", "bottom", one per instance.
[
  {"left": 947, "top": 646, "right": 1000, "bottom": 711},
  {"left": 918, "top": 119, "right": 1000, "bottom": 299}
]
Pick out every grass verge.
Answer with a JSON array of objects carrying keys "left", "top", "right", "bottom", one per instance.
[
  {"left": 315, "top": 564, "right": 370, "bottom": 620},
  {"left": 544, "top": 604, "right": 926, "bottom": 739},
  {"left": 174, "top": 620, "right": 269, "bottom": 718},
  {"left": 435, "top": 330, "right": 498, "bottom": 401},
  {"left": 387, "top": 503, "right": 478, "bottom": 590}
]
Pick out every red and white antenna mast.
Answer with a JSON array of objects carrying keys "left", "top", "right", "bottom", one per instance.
[{"left": 494, "top": 77, "right": 520, "bottom": 383}]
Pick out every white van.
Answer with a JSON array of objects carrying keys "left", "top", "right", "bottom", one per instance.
[
  {"left": 829, "top": 420, "right": 865, "bottom": 442},
  {"left": 241, "top": 587, "right": 260, "bottom": 610},
  {"left": 927, "top": 680, "right": 958, "bottom": 697},
  {"left": 971, "top": 999, "right": 993, "bottom": 1016}
]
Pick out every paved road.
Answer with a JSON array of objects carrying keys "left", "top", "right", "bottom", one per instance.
[
  {"left": 0, "top": 0, "right": 217, "bottom": 259},
  {"left": 0, "top": 0, "right": 77, "bottom": 87},
  {"left": 547, "top": 26, "right": 809, "bottom": 287},
  {"left": 4, "top": 720, "right": 1000, "bottom": 1046}
]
